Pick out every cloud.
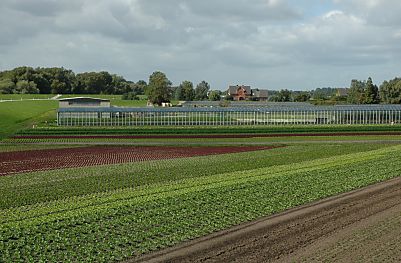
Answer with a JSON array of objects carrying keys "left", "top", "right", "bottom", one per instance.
[
  {"left": 0, "top": 0, "right": 401, "bottom": 90},
  {"left": 334, "top": 0, "right": 401, "bottom": 26}
]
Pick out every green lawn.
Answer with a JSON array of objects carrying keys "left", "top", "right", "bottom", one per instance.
[
  {"left": 57, "top": 94, "right": 182, "bottom": 107},
  {"left": 0, "top": 94, "right": 54, "bottom": 100},
  {"left": 0, "top": 100, "right": 58, "bottom": 139},
  {"left": 0, "top": 94, "right": 184, "bottom": 138},
  {"left": 58, "top": 94, "right": 149, "bottom": 107}
]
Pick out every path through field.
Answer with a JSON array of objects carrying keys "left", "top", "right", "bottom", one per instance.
[{"left": 135, "top": 176, "right": 401, "bottom": 263}]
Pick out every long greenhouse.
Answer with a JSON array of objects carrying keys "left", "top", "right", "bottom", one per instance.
[{"left": 57, "top": 104, "right": 401, "bottom": 126}]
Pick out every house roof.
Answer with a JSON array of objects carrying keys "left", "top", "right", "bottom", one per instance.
[
  {"left": 58, "top": 97, "right": 110, "bottom": 102},
  {"left": 336, "top": 88, "right": 349, "bottom": 97},
  {"left": 228, "top": 85, "right": 251, "bottom": 95},
  {"left": 253, "top": 89, "right": 268, "bottom": 98}
]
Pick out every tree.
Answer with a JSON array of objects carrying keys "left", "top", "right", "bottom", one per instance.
[
  {"left": 208, "top": 90, "right": 221, "bottom": 101},
  {"left": 0, "top": 79, "right": 15, "bottom": 94},
  {"left": 179, "top": 80, "right": 194, "bottom": 101},
  {"left": 31, "top": 73, "right": 51, "bottom": 94},
  {"left": 195, "top": 81, "right": 210, "bottom": 100},
  {"left": 380, "top": 78, "right": 401, "bottom": 104},
  {"left": 130, "top": 80, "right": 147, "bottom": 95},
  {"left": 276, "top": 89, "right": 291, "bottom": 102},
  {"left": 347, "top": 79, "right": 365, "bottom": 104},
  {"left": 50, "top": 79, "right": 67, "bottom": 94},
  {"left": 312, "top": 87, "right": 336, "bottom": 100},
  {"left": 146, "top": 71, "right": 172, "bottom": 106},
  {"left": 111, "top": 74, "right": 130, "bottom": 94},
  {"left": 294, "top": 92, "right": 311, "bottom": 102},
  {"left": 173, "top": 86, "right": 182, "bottom": 100},
  {"left": 364, "top": 77, "right": 379, "bottom": 104},
  {"left": 16, "top": 80, "right": 39, "bottom": 94}
]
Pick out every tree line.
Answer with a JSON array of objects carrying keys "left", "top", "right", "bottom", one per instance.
[
  {"left": 144, "top": 71, "right": 216, "bottom": 105},
  {"left": 1, "top": 67, "right": 400, "bottom": 105},
  {"left": 269, "top": 77, "right": 401, "bottom": 104},
  {"left": 0, "top": 67, "right": 216, "bottom": 106},
  {"left": 0, "top": 66, "right": 143, "bottom": 95}
]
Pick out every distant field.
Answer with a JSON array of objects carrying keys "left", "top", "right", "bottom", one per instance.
[
  {"left": 0, "top": 100, "right": 57, "bottom": 139},
  {"left": 0, "top": 94, "right": 54, "bottom": 100},
  {"left": 57, "top": 94, "right": 181, "bottom": 107},
  {"left": 0, "top": 94, "right": 175, "bottom": 138},
  {"left": 58, "top": 94, "right": 151, "bottom": 107}
]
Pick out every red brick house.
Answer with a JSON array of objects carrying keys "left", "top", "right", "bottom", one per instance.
[{"left": 227, "top": 85, "right": 268, "bottom": 101}]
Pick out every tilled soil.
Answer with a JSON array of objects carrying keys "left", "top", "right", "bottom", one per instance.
[
  {"left": 0, "top": 145, "right": 280, "bottom": 176},
  {"left": 134, "top": 176, "right": 401, "bottom": 263}
]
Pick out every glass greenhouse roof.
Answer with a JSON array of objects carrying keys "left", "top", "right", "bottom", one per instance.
[{"left": 58, "top": 104, "right": 401, "bottom": 113}]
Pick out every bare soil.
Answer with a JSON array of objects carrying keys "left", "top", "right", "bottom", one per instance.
[{"left": 134, "top": 176, "right": 401, "bottom": 263}]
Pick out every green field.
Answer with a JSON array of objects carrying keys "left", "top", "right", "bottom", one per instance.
[
  {"left": 58, "top": 94, "right": 150, "bottom": 107},
  {"left": 0, "top": 100, "right": 58, "bottom": 138},
  {"left": 0, "top": 95, "right": 185, "bottom": 138},
  {"left": 2, "top": 95, "right": 401, "bottom": 262},
  {"left": 5, "top": 134, "right": 401, "bottom": 145},
  {"left": 57, "top": 94, "right": 181, "bottom": 107},
  {"left": 0, "top": 94, "right": 55, "bottom": 100},
  {"left": 15, "top": 124, "right": 401, "bottom": 136},
  {"left": 1, "top": 142, "right": 401, "bottom": 262}
]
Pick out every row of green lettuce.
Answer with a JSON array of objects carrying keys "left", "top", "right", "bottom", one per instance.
[
  {"left": 14, "top": 124, "right": 401, "bottom": 136},
  {"left": 4, "top": 134, "right": 401, "bottom": 145},
  {"left": 1, "top": 145, "right": 401, "bottom": 262},
  {"left": 0, "top": 143, "right": 388, "bottom": 209}
]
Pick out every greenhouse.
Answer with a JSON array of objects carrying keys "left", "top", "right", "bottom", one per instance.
[{"left": 57, "top": 104, "right": 401, "bottom": 126}]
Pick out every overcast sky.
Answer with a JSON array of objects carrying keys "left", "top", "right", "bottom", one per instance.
[{"left": 1, "top": 0, "right": 400, "bottom": 90}]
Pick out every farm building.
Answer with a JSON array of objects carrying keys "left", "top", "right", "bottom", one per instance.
[
  {"left": 59, "top": 97, "right": 111, "bottom": 108},
  {"left": 57, "top": 104, "right": 401, "bottom": 126},
  {"left": 227, "top": 85, "right": 268, "bottom": 101},
  {"left": 59, "top": 97, "right": 111, "bottom": 119}
]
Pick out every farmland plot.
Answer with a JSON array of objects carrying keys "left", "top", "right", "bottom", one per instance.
[
  {"left": 1, "top": 144, "right": 401, "bottom": 262},
  {"left": 0, "top": 145, "right": 279, "bottom": 176}
]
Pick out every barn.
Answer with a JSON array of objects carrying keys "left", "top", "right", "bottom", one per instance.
[{"left": 59, "top": 97, "right": 111, "bottom": 108}]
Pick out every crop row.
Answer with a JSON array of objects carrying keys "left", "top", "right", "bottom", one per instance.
[
  {"left": 0, "top": 146, "right": 276, "bottom": 176},
  {"left": 6, "top": 134, "right": 401, "bottom": 146},
  {"left": 15, "top": 124, "right": 401, "bottom": 136},
  {"left": 0, "top": 144, "right": 83, "bottom": 153},
  {"left": 1, "top": 145, "right": 401, "bottom": 262},
  {"left": 0, "top": 143, "right": 389, "bottom": 209}
]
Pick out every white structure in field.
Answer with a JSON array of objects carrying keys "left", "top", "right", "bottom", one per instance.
[
  {"left": 57, "top": 103, "right": 401, "bottom": 126},
  {"left": 59, "top": 97, "right": 111, "bottom": 108}
]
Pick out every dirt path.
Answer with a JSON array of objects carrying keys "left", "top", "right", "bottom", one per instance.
[{"left": 134, "top": 176, "right": 401, "bottom": 263}]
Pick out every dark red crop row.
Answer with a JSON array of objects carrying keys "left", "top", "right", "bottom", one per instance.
[
  {"left": 12, "top": 131, "right": 401, "bottom": 140},
  {"left": 0, "top": 145, "right": 281, "bottom": 176}
]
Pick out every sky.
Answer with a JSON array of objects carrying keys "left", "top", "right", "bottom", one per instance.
[{"left": 0, "top": 0, "right": 400, "bottom": 91}]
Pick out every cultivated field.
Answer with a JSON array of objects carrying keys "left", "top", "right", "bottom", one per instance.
[
  {"left": 1, "top": 136, "right": 401, "bottom": 262},
  {"left": 1, "top": 98, "right": 401, "bottom": 262},
  {"left": 0, "top": 145, "right": 278, "bottom": 176}
]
